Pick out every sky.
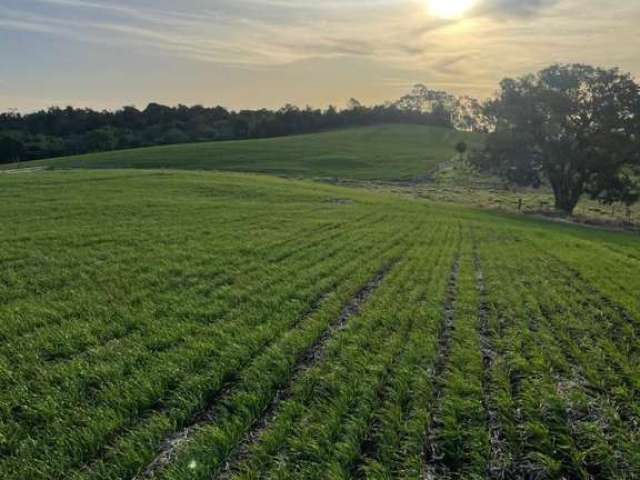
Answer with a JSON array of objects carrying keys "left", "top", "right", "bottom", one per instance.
[{"left": 1, "top": 0, "right": 639, "bottom": 112}]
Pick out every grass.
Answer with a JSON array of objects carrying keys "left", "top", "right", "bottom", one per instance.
[
  {"left": 1, "top": 169, "right": 639, "bottom": 479},
  {"left": 4, "top": 123, "right": 637, "bottom": 227},
  {"left": 0, "top": 125, "right": 478, "bottom": 181},
  {"left": 414, "top": 159, "right": 640, "bottom": 226}
]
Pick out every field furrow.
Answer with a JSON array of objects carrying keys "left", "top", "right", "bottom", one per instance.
[
  {"left": 156, "top": 255, "right": 423, "bottom": 479},
  {"left": 472, "top": 247, "right": 505, "bottom": 479},
  {"left": 2, "top": 170, "right": 639, "bottom": 480},
  {"left": 422, "top": 254, "right": 462, "bottom": 479},
  {"left": 476, "top": 228, "right": 640, "bottom": 478},
  {"left": 145, "top": 261, "right": 397, "bottom": 480},
  {"left": 0, "top": 211, "right": 381, "bottom": 362},
  {"left": 3, "top": 226, "right": 411, "bottom": 480},
  {"left": 221, "top": 226, "right": 458, "bottom": 480}
]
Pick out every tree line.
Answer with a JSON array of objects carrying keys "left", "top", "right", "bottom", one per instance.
[{"left": 0, "top": 86, "right": 480, "bottom": 164}]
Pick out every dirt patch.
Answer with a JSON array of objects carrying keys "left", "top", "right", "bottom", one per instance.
[
  {"left": 0, "top": 167, "right": 46, "bottom": 175},
  {"left": 324, "top": 198, "right": 355, "bottom": 206}
]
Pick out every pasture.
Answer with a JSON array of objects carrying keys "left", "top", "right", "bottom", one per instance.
[
  {"left": 1, "top": 170, "right": 639, "bottom": 479},
  {"left": 5, "top": 124, "right": 638, "bottom": 228},
  {"left": 1, "top": 125, "right": 477, "bottom": 181}
]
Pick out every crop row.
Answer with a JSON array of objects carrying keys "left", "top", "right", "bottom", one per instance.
[
  {"left": 476, "top": 227, "right": 640, "bottom": 478},
  {"left": 201, "top": 225, "right": 461, "bottom": 480},
  {"left": 0, "top": 211, "right": 431, "bottom": 479}
]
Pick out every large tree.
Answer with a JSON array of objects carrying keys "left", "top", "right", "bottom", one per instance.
[{"left": 474, "top": 64, "right": 640, "bottom": 214}]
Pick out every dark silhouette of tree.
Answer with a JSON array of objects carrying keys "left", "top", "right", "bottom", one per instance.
[
  {"left": 393, "top": 85, "right": 482, "bottom": 130},
  {"left": 472, "top": 64, "right": 640, "bottom": 214},
  {"left": 0, "top": 136, "right": 24, "bottom": 164},
  {"left": 85, "top": 127, "right": 119, "bottom": 151},
  {"left": 594, "top": 165, "right": 640, "bottom": 210},
  {"left": 455, "top": 141, "right": 468, "bottom": 160}
]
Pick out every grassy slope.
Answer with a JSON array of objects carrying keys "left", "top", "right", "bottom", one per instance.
[
  {"left": 1, "top": 170, "right": 639, "bottom": 479},
  {"left": 6, "top": 123, "right": 636, "bottom": 226},
  {"left": 3, "top": 125, "right": 479, "bottom": 181}
]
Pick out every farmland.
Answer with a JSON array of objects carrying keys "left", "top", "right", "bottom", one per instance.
[
  {"left": 1, "top": 125, "right": 478, "bottom": 181},
  {"left": 6, "top": 124, "right": 638, "bottom": 228},
  {"left": 1, "top": 169, "right": 639, "bottom": 479}
]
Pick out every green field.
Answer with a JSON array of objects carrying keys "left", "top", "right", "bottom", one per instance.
[
  {"left": 1, "top": 169, "right": 639, "bottom": 479},
  {"left": 2, "top": 125, "right": 477, "bottom": 181},
  {"left": 7, "top": 124, "right": 638, "bottom": 227}
]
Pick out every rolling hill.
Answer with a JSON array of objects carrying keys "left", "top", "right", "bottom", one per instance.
[{"left": 4, "top": 124, "right": 480, "bottom": 181}]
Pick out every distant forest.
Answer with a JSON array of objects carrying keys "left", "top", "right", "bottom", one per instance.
[{"left": 0, "top": 86, "right": 481, "bottom": 164}]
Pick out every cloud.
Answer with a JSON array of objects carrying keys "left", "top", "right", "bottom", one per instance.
[
  {"left": 3, "top": 0, "right": 434, "bottom": 67},
  {"left": 479, "top": 0, "right": 559, "bottom": 17},
  {"left": 2, "top": 0, "right": 640, "bottom": 104}
]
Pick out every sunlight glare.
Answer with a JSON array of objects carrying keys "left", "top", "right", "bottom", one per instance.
[{"left": 428, "top": 0, "right": 477, "bottom": 19}]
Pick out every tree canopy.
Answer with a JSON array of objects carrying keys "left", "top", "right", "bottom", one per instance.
[{"left": 472, "top": 64, "right": 640, "bottom": 214}]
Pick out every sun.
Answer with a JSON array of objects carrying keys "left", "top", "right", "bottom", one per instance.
[{"left": 428, "top": 0, "right": 477, "bottom": 19}]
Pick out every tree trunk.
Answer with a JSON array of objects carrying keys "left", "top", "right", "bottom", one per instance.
[
  {"left": 554, "top": 194, "right": 580, "bottom": 216},
  {"left": 549, "top": 172, "right": 582, "bottom": 216}
]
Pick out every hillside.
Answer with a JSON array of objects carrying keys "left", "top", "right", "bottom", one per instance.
[
  {"left": 4, "top": 125, "right": 480, "bottom": 181},
  {"left": 1, "top": 169, "right": 639, "bottom": 479}
]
